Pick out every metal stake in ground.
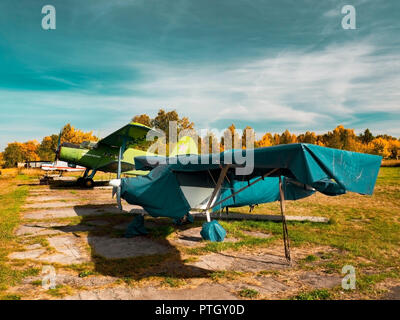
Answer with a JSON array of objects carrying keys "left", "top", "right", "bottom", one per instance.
[
  {"left": 279, "top": 176, "right": 291, "bottom": 264},
  {"left": 204, "top": 165, "right": 230, "bottom": 222}
]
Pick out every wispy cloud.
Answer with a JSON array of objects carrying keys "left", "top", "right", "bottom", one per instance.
[{"left": 1, "top": 40, "right": 399, "bottom": 150}]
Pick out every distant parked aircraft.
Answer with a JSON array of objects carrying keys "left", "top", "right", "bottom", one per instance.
[{"left": 41, "top": 160, "right": 86, "bottom": 173}]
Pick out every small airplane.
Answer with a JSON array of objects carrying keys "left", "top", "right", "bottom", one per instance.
[
  {"left": 54, "top": 121, "right": 198, "bottom": 210},
  {"left": 41, "top": 160, "right": 86, "bottom": 174},
  {"left": 53, "top": 122, "right": 159, "bottom": 188},
  {"left": 109, "top": 143, "right": 382, "bottom": 262}
]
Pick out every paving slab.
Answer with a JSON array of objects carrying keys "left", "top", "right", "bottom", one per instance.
[
  {"left": 26, "top": 195, "right": 113, "bottom": 202},
  {"left": 23, "top": 205, "right": 146, "bottom": 220},
  {"left": 191, "top": 212, "right": 329, "bottom": 223},
  {"left": 36, "top": 235, "right": 91, "bottom": 265},
  {"left": 23, "top": 273, "right": 117, "bottom": 288},
  {"left": 113, "top": 222, "right": 131, "bottom": 231},
  {"left": 299, "top": 272, "right": 342, "bottom": 289},
  {"left": 9, "top": 249, "right": 47, "bottom": 260},
  {"left": 84, "top": 220, "right": 111, "bottom": 227},
  {"left": 26, "top": 196, "right": 81, "bottom": 202},
  {"left": 173, "top": 227, "right": 205, "bottom": 247},
  {"left": 189, "top": 251, "right": 290, "bottom": 272},
  {"left": 63, "top": 282, "right": 239, "bottom": 300},
  {"left": 383, "top": 285, "right": 400, "bottom": 300},
  {"left": 88, "top": 236, "right": 170, "bottom": 259},
  {"left": 23, "top": 200, "right": 117, "bottom": 209},
  {"left": 9, "top": 235, "right": 91, "bottom": 265},
  {"left": 15, "top": 222, "right": 95, "bottom": 237},
  {"left": 226, "top": 276, "right": 289, "bottom": 295}
]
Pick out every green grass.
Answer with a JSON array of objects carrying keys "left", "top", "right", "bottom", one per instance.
[
  {"left": 210, "top": 271, "right": 244, "bottom": 282},
  {"left": 0, "top": 178, "right": 29, "bottom": 297},
  {"left": 78, "top": 270, "right": 95, "bottom": 278},
  {"left": 161, "top": 277, "right": 186, "bottom": 288},
  {"left": 304, "top": 255, "right": 318, "bottom": 262},
  {"left": 47, "top": 284, "right": 73, "bottom": 297},
  {"left": 31, "top": 280, "right": 42, "bottom": 286},
  {"left": 0, "top": 167, "right": 399, "bottom": 299},
  {"left": 292, "top": 289, "right": 331, "bottom": 300},
  {"left": 193, "top": 167, "right": 400, "bottom": 297},
  {"left": 238, "top": 288, "right": 259, "bottom": 299},
  {"left": 1, "top": 294, "right": 21, "bottom": 300}
]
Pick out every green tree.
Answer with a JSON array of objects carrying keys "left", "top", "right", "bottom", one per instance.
[
  {"left": 37, "top": 134, "right": 59, "bottom": 161},
  {"left": 152, "top": 109, "right": 194, "bottom": 135},
  {"left": 3, "top": 143, "right": 24, "bottom": 167},
  {"left": 322, "top": 125, "right": 359, "bottom": 151},
  {"left": 359, "top": 129, "right": 374, "bottom": 144}
]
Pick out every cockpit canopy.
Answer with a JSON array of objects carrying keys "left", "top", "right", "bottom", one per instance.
[{"left": 80, "top": 141, "right": 98, "bottom": 150}]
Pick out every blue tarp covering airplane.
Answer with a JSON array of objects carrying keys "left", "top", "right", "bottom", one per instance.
[{"left": 124, "top": 143, "right": 381, "bottom": 215}]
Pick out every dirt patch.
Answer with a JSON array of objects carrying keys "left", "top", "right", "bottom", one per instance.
[
  {"left": 242, "top": 231, "right": 271, "bottom": 238},
  {"left": 88, "top": 236, "right": 170, "bottom": 259}
]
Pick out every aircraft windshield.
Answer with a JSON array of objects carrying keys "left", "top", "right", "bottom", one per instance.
[{"left": 80, "top": 141, "right": 98, "bottom": 149}]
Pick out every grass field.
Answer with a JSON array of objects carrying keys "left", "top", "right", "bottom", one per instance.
[{"left": 0, "top": 166, "right": 399, "bottom": 299}]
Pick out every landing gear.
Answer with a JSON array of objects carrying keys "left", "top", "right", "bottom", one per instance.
[
  {"left": 77, "top": 169, "right": 96, "bottom": 188},
  {"left": 83, "top": 178, "right": 94, "bottom": 188},
  {"left": 77, "top": 177, "right": 94, "bottom": 188}
]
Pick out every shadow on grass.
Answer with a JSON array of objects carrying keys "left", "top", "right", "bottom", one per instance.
[{"left": 53, "top": 204, "right": 212, "bottom": 281}]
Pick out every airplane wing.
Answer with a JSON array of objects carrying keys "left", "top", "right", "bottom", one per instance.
[
  {"left": 124, "top": 143, "right": 382, "bottom": 219},
  {"left": 98, "top": 122, "right": 160, "bottom": 148},
  {"left": 135, "top": 143, "right": 382, "bottom": 196}
]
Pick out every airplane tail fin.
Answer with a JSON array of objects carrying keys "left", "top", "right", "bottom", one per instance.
[{"left": 169, "top": 136, "right": 199, "bottom": 156}]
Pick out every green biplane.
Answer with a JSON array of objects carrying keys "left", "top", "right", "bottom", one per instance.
[
  {"left": 55, "top": 122, "right": 159, "bottom": 188},
  {"left": 55, "top": 121, "right": 198, "bottom": 210}
]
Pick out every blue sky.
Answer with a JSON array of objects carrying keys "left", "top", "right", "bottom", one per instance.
[{"left": 0, "top": 0, "right": 399, "bottom": 150}]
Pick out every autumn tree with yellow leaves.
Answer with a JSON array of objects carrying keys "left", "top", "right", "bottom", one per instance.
[
  {"left": 2, "top": 124, "right": 97, "bottom": 167},
  {"left": 2, "top": 109, "right": 399, "bottom": 168}
]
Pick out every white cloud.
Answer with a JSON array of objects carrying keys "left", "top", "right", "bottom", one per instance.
[
  {"left": 1, "top": 40, "right": 399, "bottom": 151},
  {"left": 127, "top": 41, "right": 400, "bottom": 128}
]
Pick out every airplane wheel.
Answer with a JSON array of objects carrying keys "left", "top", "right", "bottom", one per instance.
[
  {"left": 77, "top": 177, "right": 84, "bottom": 186},
  {"left": 84, "top": 178, "right": 94, "bottom": 188}
]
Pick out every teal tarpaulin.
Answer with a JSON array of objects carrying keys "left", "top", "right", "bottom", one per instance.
[
  {"left": 125, "top": 215, "right": 148, "bottom": 237},
  {"left": 120, "top": 143, "right": 381, "bottom": 220},
  {"left": 200, "top": 220, "right": 226, "bottom": 242},
  {"left": 214, "top": 176, "right": 315, "bottom": 211},
  {"left": 121, "top": 165, "right": 191, "bottom": 219}
]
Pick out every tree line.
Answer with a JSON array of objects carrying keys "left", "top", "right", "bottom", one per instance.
[{"left": 1, "top": 109, "right": 399, "bottom": 168}]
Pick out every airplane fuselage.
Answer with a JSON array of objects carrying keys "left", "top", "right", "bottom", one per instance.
[{"left": 59, "top": 144, "right": 150, "bottom": 175}]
